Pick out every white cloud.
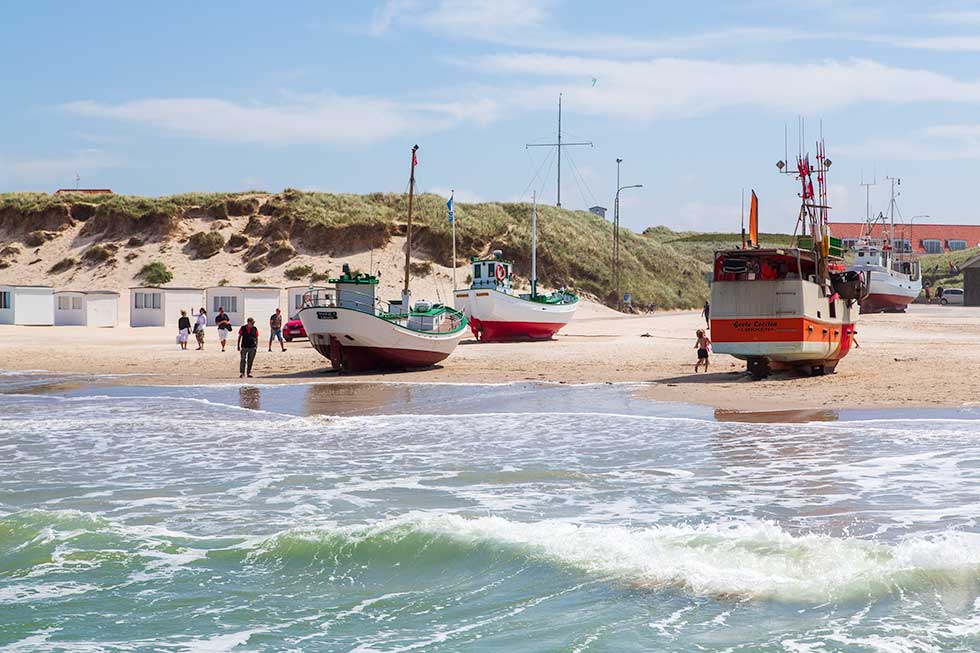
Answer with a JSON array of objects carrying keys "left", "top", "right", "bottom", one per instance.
[
  {"left": 841, "top": 123, "right": 980, "bottom": 161},
  {"left": 63, "top": 94, "right": 499, "bottom": 146},
  {"left": 371, "top": 0, "right": 549, "bottom": 35},
  {"left": 0, "top": 149, "right": 120, "bottom": 187},
  {"left": 460, "top": 54, "right": 980, "bottom": 120}
]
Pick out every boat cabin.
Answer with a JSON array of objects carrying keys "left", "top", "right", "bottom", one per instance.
[
  {"left": 714, "top": 249, "right": 817, "bottom": 283},
  {"left": 852, "top": 243, "right": 919, "bottom": 278},
  {"left": 332, "top": 269, "right": 378, "bottom": 313},
  {"left": 470, "top": 252, "right": 512, "bottom": 291}
]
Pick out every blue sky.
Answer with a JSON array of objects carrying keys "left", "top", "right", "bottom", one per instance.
[{"left": 5, "top": 1, "right": 980, "bottom": 232}]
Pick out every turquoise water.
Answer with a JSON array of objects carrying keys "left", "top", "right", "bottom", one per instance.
[{"left": 4, "top": 375, "right": 980, "bottom": 651}]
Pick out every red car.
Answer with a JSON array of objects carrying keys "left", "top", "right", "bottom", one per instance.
[{"left": 283, "top": 316, "right": 307, "bottom": 342}]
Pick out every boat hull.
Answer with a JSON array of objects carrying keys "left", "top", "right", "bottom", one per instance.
[
  {"left": 710, "top": 317, "right": 856, "bottom": 363},
  {"left": 454, "top": 288, "right": 577, "bottom": 342},
  {"left": 298, "top": 306, "right": 466, "bottom": 373},
  {"left": 851, "top": 266, "right": 920, "bottom": 313},
  {"left": 709, "top": 276, "right": 859, "bottom": 374},
  {"left": 862, "top": 292, "right": 918, "bottom": 313}
]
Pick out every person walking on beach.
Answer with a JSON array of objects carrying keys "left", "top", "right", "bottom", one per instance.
[
  {"left": 215, "top": 306, "right": 232, "bottom": 352},
  {"left": 269, "top": 308, "right": 286, "bottom": 352},
  {"left": 194, "top": 307, "right": 207, "bottom": 350},
  {"left": 694, "top": 329, "right": 711, "bottom": 373},
  {"left": 702, "top": 301, "right": 710, "bottom": 328},
  {"left": 177, "top": 310, "right": 191, "bottom": 350},
  {"left": 238, "top": 317, "right": 259, "bottom": 378}
]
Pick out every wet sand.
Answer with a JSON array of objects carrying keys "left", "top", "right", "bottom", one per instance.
[{"left": 2, "top": 302, "right": 977, "bottom": 411}]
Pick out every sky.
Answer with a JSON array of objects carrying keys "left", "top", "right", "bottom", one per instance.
[{"left": 4, "top": 1, "right": 980, "bottom": 233}]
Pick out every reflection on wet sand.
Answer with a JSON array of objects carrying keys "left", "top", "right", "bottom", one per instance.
[
  {"left": 302, "top": 383, "right": 415, "bottom": 416},
  {"left": 239, "top": 386, "right": 261, "bottom": 410},
  {"left": 714, "top": 408, "right": 839, "bottom": 423}
]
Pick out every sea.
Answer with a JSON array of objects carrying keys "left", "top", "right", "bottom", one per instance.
[{"left": 3, "top": 371, "right": 980, "bottom": 652}]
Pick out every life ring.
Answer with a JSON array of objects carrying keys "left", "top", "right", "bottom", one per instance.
[{"left": 495, "top": 264, "right": 506, "bottom": 281}]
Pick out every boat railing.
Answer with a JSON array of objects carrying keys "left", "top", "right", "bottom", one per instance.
[{"left": 301, "top": 288, "right": 338, "bottom": 309}]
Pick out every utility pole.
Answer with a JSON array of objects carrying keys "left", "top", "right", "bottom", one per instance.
[
  {"left": 614, "top": 158, "right": 642, "bottom": 311},
  {"left": 526, "top": 93, "right": 593, "bottom": 208}
]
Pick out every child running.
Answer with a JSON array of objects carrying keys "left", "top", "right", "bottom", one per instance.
[{"left": 694, "top": 329, "right": 711, "bottom": 373}]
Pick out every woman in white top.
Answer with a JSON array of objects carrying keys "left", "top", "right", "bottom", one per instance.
[{"left": 194, "top": 308, "right": 208, "bottom": 350}]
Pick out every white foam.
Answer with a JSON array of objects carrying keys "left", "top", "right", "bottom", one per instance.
[{"left": 329, "top": 513, "right": 980, "bottom": 603}]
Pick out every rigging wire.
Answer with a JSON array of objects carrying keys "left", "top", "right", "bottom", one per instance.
[
  {"left": 564, "top": 147, "right": 599, "bottom": 208},
  {"left": 520, "top": 146, "right": 557, "bottom": 203}
]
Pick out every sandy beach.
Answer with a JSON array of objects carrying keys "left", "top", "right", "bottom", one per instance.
[{"left": 1, "top": 301, "right": 973, "bottom": 410}]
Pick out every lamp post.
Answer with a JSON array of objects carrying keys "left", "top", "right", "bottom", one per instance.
[
  {"left": 910, "top": 214, "right": 929, "bottom": 256},
  {"left": 614, "top": 157, "right": 642, "bottom": 311}
]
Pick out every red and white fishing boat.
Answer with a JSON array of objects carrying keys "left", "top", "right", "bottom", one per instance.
[
  {"left": 710, "top": 138, "right": 867, "bottom": 379},
  {"left": 848, "top": 178, "right": 921, "bottom": 313},
  {"left": 454, "top": 194, "right": 578, "bottom": 342},
  {"left": 298, "top": 145, "right": 468, "bottom": 372}
]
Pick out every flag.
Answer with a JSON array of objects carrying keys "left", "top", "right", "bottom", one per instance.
[
  {"left": 749, "top": 190, "right": 759, "bottom": 247},
  {"left": 447, "top": 191, "right": 455, "bottom": 223}
]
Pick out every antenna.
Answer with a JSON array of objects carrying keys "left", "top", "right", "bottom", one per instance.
[
  {"left": 526, "top": 93, "right": 593, "bottom": 208},
  {"left": 860, "top": 169, "right": 877, "bottom": 235},
  {"left": 75, "top": 171, "right": 80, "bottom": 190}
]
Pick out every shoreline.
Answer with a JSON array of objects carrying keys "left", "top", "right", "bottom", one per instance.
[{"left": 3, "top": 302, "right": 979, "bottom": 412}]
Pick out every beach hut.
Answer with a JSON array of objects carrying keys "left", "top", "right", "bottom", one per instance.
[
  {"left": 962, "top": 254, "right": 980, "bottom": 306},
  {"left": 129, "top": 287, "right": 205, "bottom": 327},
  {"left": 285, "top": 285, "right": 332, "bottom": 317},
  {"left": 0, "top": 285, "right": 55, "bottom": 325},
  {"left": 205, "top": 286, "right": 282, "bottom": 326},
  {"left": 54, "top": 290, "right": 119, "bottom": 327}
]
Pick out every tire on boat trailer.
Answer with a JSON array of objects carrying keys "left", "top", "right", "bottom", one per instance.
[
  {"left": 747, "top": 357, "right": 770, "bottom": 380},
  {"left": 808, "top": 360, "right": 838, "bottom": 376}
]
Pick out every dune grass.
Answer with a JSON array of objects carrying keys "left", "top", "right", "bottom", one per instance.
[{"left": 0, "top": 189, "right": 718, "bottom": 309}]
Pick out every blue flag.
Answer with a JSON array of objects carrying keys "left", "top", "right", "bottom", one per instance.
[{"left": 447, "top": 192, "right": 455, "bottom": 223}]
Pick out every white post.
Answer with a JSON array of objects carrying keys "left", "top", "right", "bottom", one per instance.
[
  {"left": 531, "top": 191, "right": 538, "bottom": 297},
  {"left": 451, "top": 214, "right": 457, "bottom": 291}
]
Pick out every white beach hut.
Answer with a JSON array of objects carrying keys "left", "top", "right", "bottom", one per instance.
[
  {"left": 54, "top": 290, "right": 120, "bottom": 327},
  {"left": 205, "top": 286, "right": 282, "bottom": 326},
  {"left": 0, "top": 285, "right": 55, "bottom": 325},
  {"left": 129, "top": 287, "right": 205, "bottom": 327}
]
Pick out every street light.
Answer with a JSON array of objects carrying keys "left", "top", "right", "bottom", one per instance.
[
  {"left": 910, "top": 214, "right": 929, "bottom": 255},
  {"left": 614, "top": 157, "right": 643, "bottom": 311}
]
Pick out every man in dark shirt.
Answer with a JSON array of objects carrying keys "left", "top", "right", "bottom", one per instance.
[
  {"left": 237, "top": 317, "right": 259, "bottom": 378},
  {"left": 215, "top": 306, "right": 232, "bottom": 352}
]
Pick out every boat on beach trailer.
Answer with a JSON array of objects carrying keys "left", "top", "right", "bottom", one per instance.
[
  {"left": 298, "top": 145, "right": 468, "bottom": 373},
  {"left": 454, "top": 195, "right": 578, "bottom": 342},
  {"left": 710, "top": 139, "right": 868, "bottom": 380}
]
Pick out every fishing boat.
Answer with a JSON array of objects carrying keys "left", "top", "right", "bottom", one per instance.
[
  {"left": 848, "top": 177, "right": 921, "bottom": 313},
  {"left": 710, "top": 139, "right": 866, "bottom": 379},
  {"left": 454, "top": 194, "right": 578, "bottom": 342},
  {"left": 298, "top": 145, "right": 468, "bottom": 372}
]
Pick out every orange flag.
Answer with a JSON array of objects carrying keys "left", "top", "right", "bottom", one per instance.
[{"left": 749, "top": 190, "right": 759, "bottom": 247}]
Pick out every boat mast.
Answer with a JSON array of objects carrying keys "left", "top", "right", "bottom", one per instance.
[
  {"left": 531, "top": 191, "right": 538, "bottom": 297},
  {"left": 885, "top": 175, "right": 900, "bottom": 267},
  {"left": 402, "top": 144, "right": 419, "bottom": 312},
  {"left": 525, "top": 95, "right": 592, "bottom": 207},
  {"left": 860, "top": 171, "right": 876, "bottom": 240}
]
